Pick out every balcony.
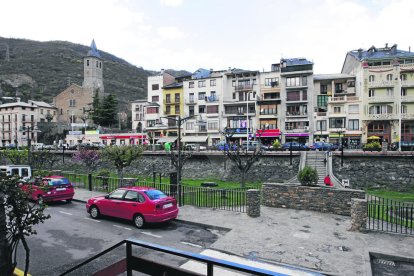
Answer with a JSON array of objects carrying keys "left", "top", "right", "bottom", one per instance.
[
  {"left": 185, "top": 99, "right": 196, "bottom": 105},
  {"left": 205, "top": 95, "right": 219, "bottom": 103},
  {"left": 286, "top": 112, "right": 308, "bottom": 117},
  {"left": 163, "top": 99, "right": 180, "bottom": 105},
  {"left": 401, "top": 80, "right": 414, "bottom": 87},
  {"left": 401, "top": 113, "right": 414, "bottom": 119},
  {"left": 329, "top": 96, "right": 360, "bottom": 103},
  {"left": 260, "top": 84, "right": 280, "bottom": 93},
  {"left": 234, "top": 84, "right": 254, "bottom": 91},
  {"left": 259, "top": 109, "right": 277, "bottom": 116},
  {"left": 368, "top": 81, "right": 394, "bottom": 88},
  {"left": 366, "top": 113, "right": 396, "bottom": 120},
  {"left": 257, "top": 93, "right": 280, "bottom": 103},
  {"left": 367, "top": 96, "right": 395, "bottom": 103},
  {"left": 401, "top": 96, "right": 414, "bottom": 102}
]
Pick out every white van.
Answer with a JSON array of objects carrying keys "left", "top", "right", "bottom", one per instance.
[
  {"left": 0, "top": 165, "right": 32, "bottom": 181},
  {"left": 32, "top": 143, "right": 45, "bottom": 150}
]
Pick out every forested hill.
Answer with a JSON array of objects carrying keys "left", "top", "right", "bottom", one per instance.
[{"left": 0, "top": 37, "right": 156, "bottom": 106}]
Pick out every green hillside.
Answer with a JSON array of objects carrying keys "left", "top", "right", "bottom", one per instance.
[{"left": 0, "top": 37, "right": 154, "bottom": 107}]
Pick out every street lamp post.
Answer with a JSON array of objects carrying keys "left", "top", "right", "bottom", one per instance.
[
  {"left": 20, "top": 125, "right": 39, "bottom": 166},
  {"left": 245, "top": 91, "right": 253, "bottom": 151},
  {"left": 162, "top": 115, "right": 197, "bottom": 206}
]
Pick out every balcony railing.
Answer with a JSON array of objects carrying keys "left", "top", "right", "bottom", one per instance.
[
  {"left": 366, "top": 113, "right": 396, "bottom": 120},
  {"left": 163, "top": 99, "right": 180, "bottom": 105},
  {"left": 205, "top": 95, "right": 219, "bottom": 102},
  {"left": 286, "top": 112, "right": 308, "bottom": 116},
  {"left": 258, "top": 93, "right": 280, "bottom": 101},
  {"left": 185, "top": 99, "right": 196, "bottom": 104},
  {"left": 329, "top": 96, "right": 360, "bottom": 102},
  {"left": 401, "top": 113, "right": 414, "bottom": 119},
  {"left": 259, "top": 109, "right": 277, "bottom": 115},
  {"left": 234, "top": 84, "right": 254, "bottom": 91},
  {"left": 401, "top": 96, "right": 414, "bottom": 102},
  {"left": 368, "top": 81, "right": 394, "bottom": 88},
  {"left": 367, "top": 96, "right": 395, "bottom": 103}
]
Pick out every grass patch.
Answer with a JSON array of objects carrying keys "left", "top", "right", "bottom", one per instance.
[{"left": 366, "top": 188, "right": 414, "bottom": 202}]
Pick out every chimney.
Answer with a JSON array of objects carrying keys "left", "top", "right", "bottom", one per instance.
[{"left": 357, "top": 48, "right": 363, "bottom": 59}]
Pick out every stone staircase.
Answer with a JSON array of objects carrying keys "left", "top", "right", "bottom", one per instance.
[{"left": 305, "top": 151, "right": 327, "bottom": 186}]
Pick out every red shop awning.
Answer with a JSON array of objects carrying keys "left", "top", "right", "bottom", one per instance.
[{"left": 256, "top": 129, "right": 281, "bottom": 137}]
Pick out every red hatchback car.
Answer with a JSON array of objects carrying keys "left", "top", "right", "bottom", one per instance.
[
  {"left": 20, "top": 176, "right": 75, "bottom": 204},
  {"left": 86, "top": 187, "right": 179, "bottom": 228}
]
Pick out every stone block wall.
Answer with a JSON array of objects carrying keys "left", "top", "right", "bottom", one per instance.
[{"left": 262, "top": 183, "right": 366, "bottom": 216}]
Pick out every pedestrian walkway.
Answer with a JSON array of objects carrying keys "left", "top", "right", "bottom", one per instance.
[{"left": 73, "top": 187, "right": 414, "bottom": 276}]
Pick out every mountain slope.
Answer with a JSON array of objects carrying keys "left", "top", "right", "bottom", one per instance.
[{"left": 0, "top": 37, "right": 154, "bottom": 106}]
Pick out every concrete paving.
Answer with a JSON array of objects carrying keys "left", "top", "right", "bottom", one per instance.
[{"left": 74, "top": 187, "right": 414, "bottom": 276}]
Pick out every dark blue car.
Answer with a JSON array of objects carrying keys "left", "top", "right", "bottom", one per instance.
[
  {"left": 281, "top": 142, "right": 308, "bottom": 151},
  {"left": 309, "top": 142, "right": 338, "bottom": 151}
]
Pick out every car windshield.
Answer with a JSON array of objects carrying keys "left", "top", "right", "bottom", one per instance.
[
  {"left": 144, "top": 190, "right": 167, "bottom": 200},
  {"left": 47, "top": 178, "right": 70, "bottom": 186}
]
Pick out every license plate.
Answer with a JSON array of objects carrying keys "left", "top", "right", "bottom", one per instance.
[
  {"left": 163, "top": 203, "right": 173, "bottom": 209},
  {"left": 56, "top": 188, "right": 66, "bottom": 191}
]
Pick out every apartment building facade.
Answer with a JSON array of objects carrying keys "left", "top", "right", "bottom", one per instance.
[{"left": 342, "top": 44, "right": 414, "bottom": 145}]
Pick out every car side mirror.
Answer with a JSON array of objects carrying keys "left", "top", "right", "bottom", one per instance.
[{"left": 105, "top": 195, "right": 109, "bottom": 199}]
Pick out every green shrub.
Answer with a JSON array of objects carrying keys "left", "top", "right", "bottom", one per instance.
[
  {"left": 272, "top": 140, "right": 281, "bottom": 149},
  {"left": 297, "top": 166, "right": 319, "bottom": 186}
]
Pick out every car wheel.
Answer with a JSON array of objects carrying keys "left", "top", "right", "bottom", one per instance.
[
  {"left": 133, "top": 214, "right": 145, "bottom": 228},
  {"left": 67, "top": 199, "right": 72, "bottom": 203},
  {"left": 37, "top": 195, "right": 44, "bottom": 205},
  {"left": 90, "top": 206, "right": 100, "bottom": 219}
]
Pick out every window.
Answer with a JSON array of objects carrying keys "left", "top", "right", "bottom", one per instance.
[
  {"left": 208, "top": 121, "right": 218, "bottom": 130},
  {"left": 265, "top": 78, "right": 279, "bottom": 87},
  {"left": 96, "top": 61, "right": 98, "bottom": 67},
  {"left": 147, "top": 107, "right": 158, "bottom": 114},
  {"left": 40, "top": 109, "right": 44, "bottom": 114},
  {"left": 333, "top": 106, "right": 341, "bottom": 114},
  {"left": 335, "top": 83, "right": 343, "bottom": 93},
  {"left": 369, "top": 75, "right": 375, "bottom": 82},
  {"left": 210, "top": 79, "right": 216, "bottom": 86},
  {"left": 186, "top": 122, "right": 194, "bottom": 130},
  {"left": 109, "top": 189, "right": 125, "bottom": 200},
  {"left": 286, "top": 76, "right": 307, "bottom": 87},
  {"left": 53, "top": 110, "right": 56, "bottom": 115},
  {"left": 401, "top": 105, "right": 407, "bottom": 114},
  {"left": 152, "top": 84, "right": 159, "bottom": 90},
  {"left": 316, "top": 120, "right": 327, "bottom": 131},
  {"left": 189, "top": 82, "right": 194, "bottom": 88},
  {"left": 386, "top": 88, "right": 393, "bottom": 96},
  {"left": 198, "top": 92, "right": 206, "bottom": 100},
  {"left": 175, "top": 93, "right": 180, "bottom": 103},
  {"left": 329, "top": 118, "right": 345, "bottom": 128},
  {"left": 207, "top": 105, "right": 218, "bottom": 114},
  {"left": 174, "top": 105, "right": 180, "bottom": 114},
  {"left": 147, "top": 120, "right": 156, "bottom": 127},
  {"left": 368, "top": 105, "right": 393, "bottom": 114},
  {"left": 369, "top": 89, "right": 375, "bottom": 97},
  {"left": 166, "top": 94, "right": 171, "bottom": 103},
  {"left": 386, "top": 74, "right": 393, "bottom": 81},
  {"left": 152, "top": 95, "right": 159, "bottom": 102},
  {"left": 286, "top": 91, "right": 300, "bottom": 101},
  {"left": 199, "top": 105, "right": 205, "bottom": 113},
  {"left": 165, "top": 106, "right": 171, "bottom": 114},
  {"left": 348, "top": 119, "right": 359, "bottom": 130},
  {"left": 401, "top": 88, "right": 407, "bottom": 96},
  {"left": 189, "top": 106, "right": 195, "bottom": 116},
  {"left": 124, "top": 190, "right": 138, "bottom": 201},
  {"left": 348, "top": 104, "right": 359, "bottom": 114},
  {"left": 320, "top": 85, "right": 328, "bottom": 94},
  {"left": 47, "top": 110, "right": 50, "bottom": 114},
  {"left": 400, "top": 74, "right": 407, "bottom": 81},
  {"left": 198, "top": 80, "right": 206, "bottom": 88},
  {"left": 87, "top": 60, "right": 89, "bottom": 66},
  {"left": 69, "top": 99, "right": 76, "bottom": 107},
  {"left": 232, "top": 80, "right": 236, "bottom": 87},
  {"left": 317, "top": 95, "right": 328, "bottom": 108}
]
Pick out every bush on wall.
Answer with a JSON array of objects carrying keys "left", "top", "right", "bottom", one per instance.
[{"left": 298, "top": 166, "right": 319, "bottom": 186}]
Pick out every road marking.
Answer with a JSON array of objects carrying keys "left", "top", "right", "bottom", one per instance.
[
  {"left": 141, "top": 232, "right": 162, "bottom": 238},
  {"left": 84, "top": 217, "right": 101, "bottom": 222},
  {"left": 113, "top": 225, "right": 132, "bottom": 231},
  {"left": 59, "top": 211, "right": 73, "bottom": 216},
  {"left": 181, "top": 242, "right": 203, "bottom": 248}
]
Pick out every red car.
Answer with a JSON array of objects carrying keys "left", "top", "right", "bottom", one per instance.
[
  {"left": 20, "top": 176, "right": 75, "bottom": 204},
  {"left": 86, "top": 187, "right": 179, "bottom": 228}
]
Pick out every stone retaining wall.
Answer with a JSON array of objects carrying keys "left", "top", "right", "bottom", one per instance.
[{"left": 262, "top": 183, "right": 366, "bottom": 216}]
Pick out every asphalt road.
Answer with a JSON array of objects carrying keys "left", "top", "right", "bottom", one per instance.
[{"left": 16, "top": 201, "right": 228, "bottom": 275}]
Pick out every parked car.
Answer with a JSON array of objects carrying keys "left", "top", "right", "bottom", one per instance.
[
  {"left": 309, "top": 142, "right": 338, "bottom": 151},
  {"left": 390, "top": 141, "right": 414, "bottom": 151},
  {"left": 86, "top": 187, "right": 179, "bottom": 228},
  {"left": 281, "top": 142, "right": 308, "bottom": 151},
  {"left": 241, "top": 141, "right": 269, "bottom": 151},
  {"left": 20, "top": 176, "right": 75, "bottom": 204},
  {"left": 185, "top": 144, "right": 207, "bottom": 151}
]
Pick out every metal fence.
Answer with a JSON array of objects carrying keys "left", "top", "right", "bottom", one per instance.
[
  {"left": 367, "top": 195, "right": 414, "bottom": 235},
  {"left": 62, "top": 172, "right": 256, "bottom": 213}
]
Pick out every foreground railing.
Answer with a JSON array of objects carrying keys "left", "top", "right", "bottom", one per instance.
[
  {"left": 367, "top": 195, "right": 413, "bottom": 235},
  {"left": 59, "top": 238, "right": 301, "bottom": 276}
]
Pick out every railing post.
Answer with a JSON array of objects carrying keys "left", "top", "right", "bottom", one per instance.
[
  {"left": 247, "top": 189, "right": 261, "bottom": 217},
  {"left": 88, "top": 173, "right": 92, "bottom": 191},
  {"left": 350, "top": 198, "right": 367, "bottom": 232},
  {"left": 126, "top": 242, "right": 132, "bottom": 276}
]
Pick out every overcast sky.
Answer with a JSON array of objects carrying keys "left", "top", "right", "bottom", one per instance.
[{"left": 1, "top": 0, "right": 413, "bottom": 74}]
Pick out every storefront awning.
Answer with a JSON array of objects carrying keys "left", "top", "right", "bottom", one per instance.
[
  {"left": 256, "top": 129, "right": 281, "bottom": 137},
  {"left": 156, "top": 137, "right": 178, "bottom": 143},
  {"left": 181, "top": 136, "right": 208, "bottom": 143}
]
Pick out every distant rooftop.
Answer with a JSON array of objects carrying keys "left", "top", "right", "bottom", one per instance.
[
  {"left": 349, "top": 44, "right": 414, "bottom": 61},
  {"left": 87, "top": 39, "right": 101, "bottom": 58},
  {"left": 314, "top": 73, "right": 354, "bottom": 81},
  {"left": 281, "top": 58, "right": 313, "bottom": 66}
]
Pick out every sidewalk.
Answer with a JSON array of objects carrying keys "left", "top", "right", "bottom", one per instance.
[{"left": 74, "top": 187, "right": 414, "bottom": 276}]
